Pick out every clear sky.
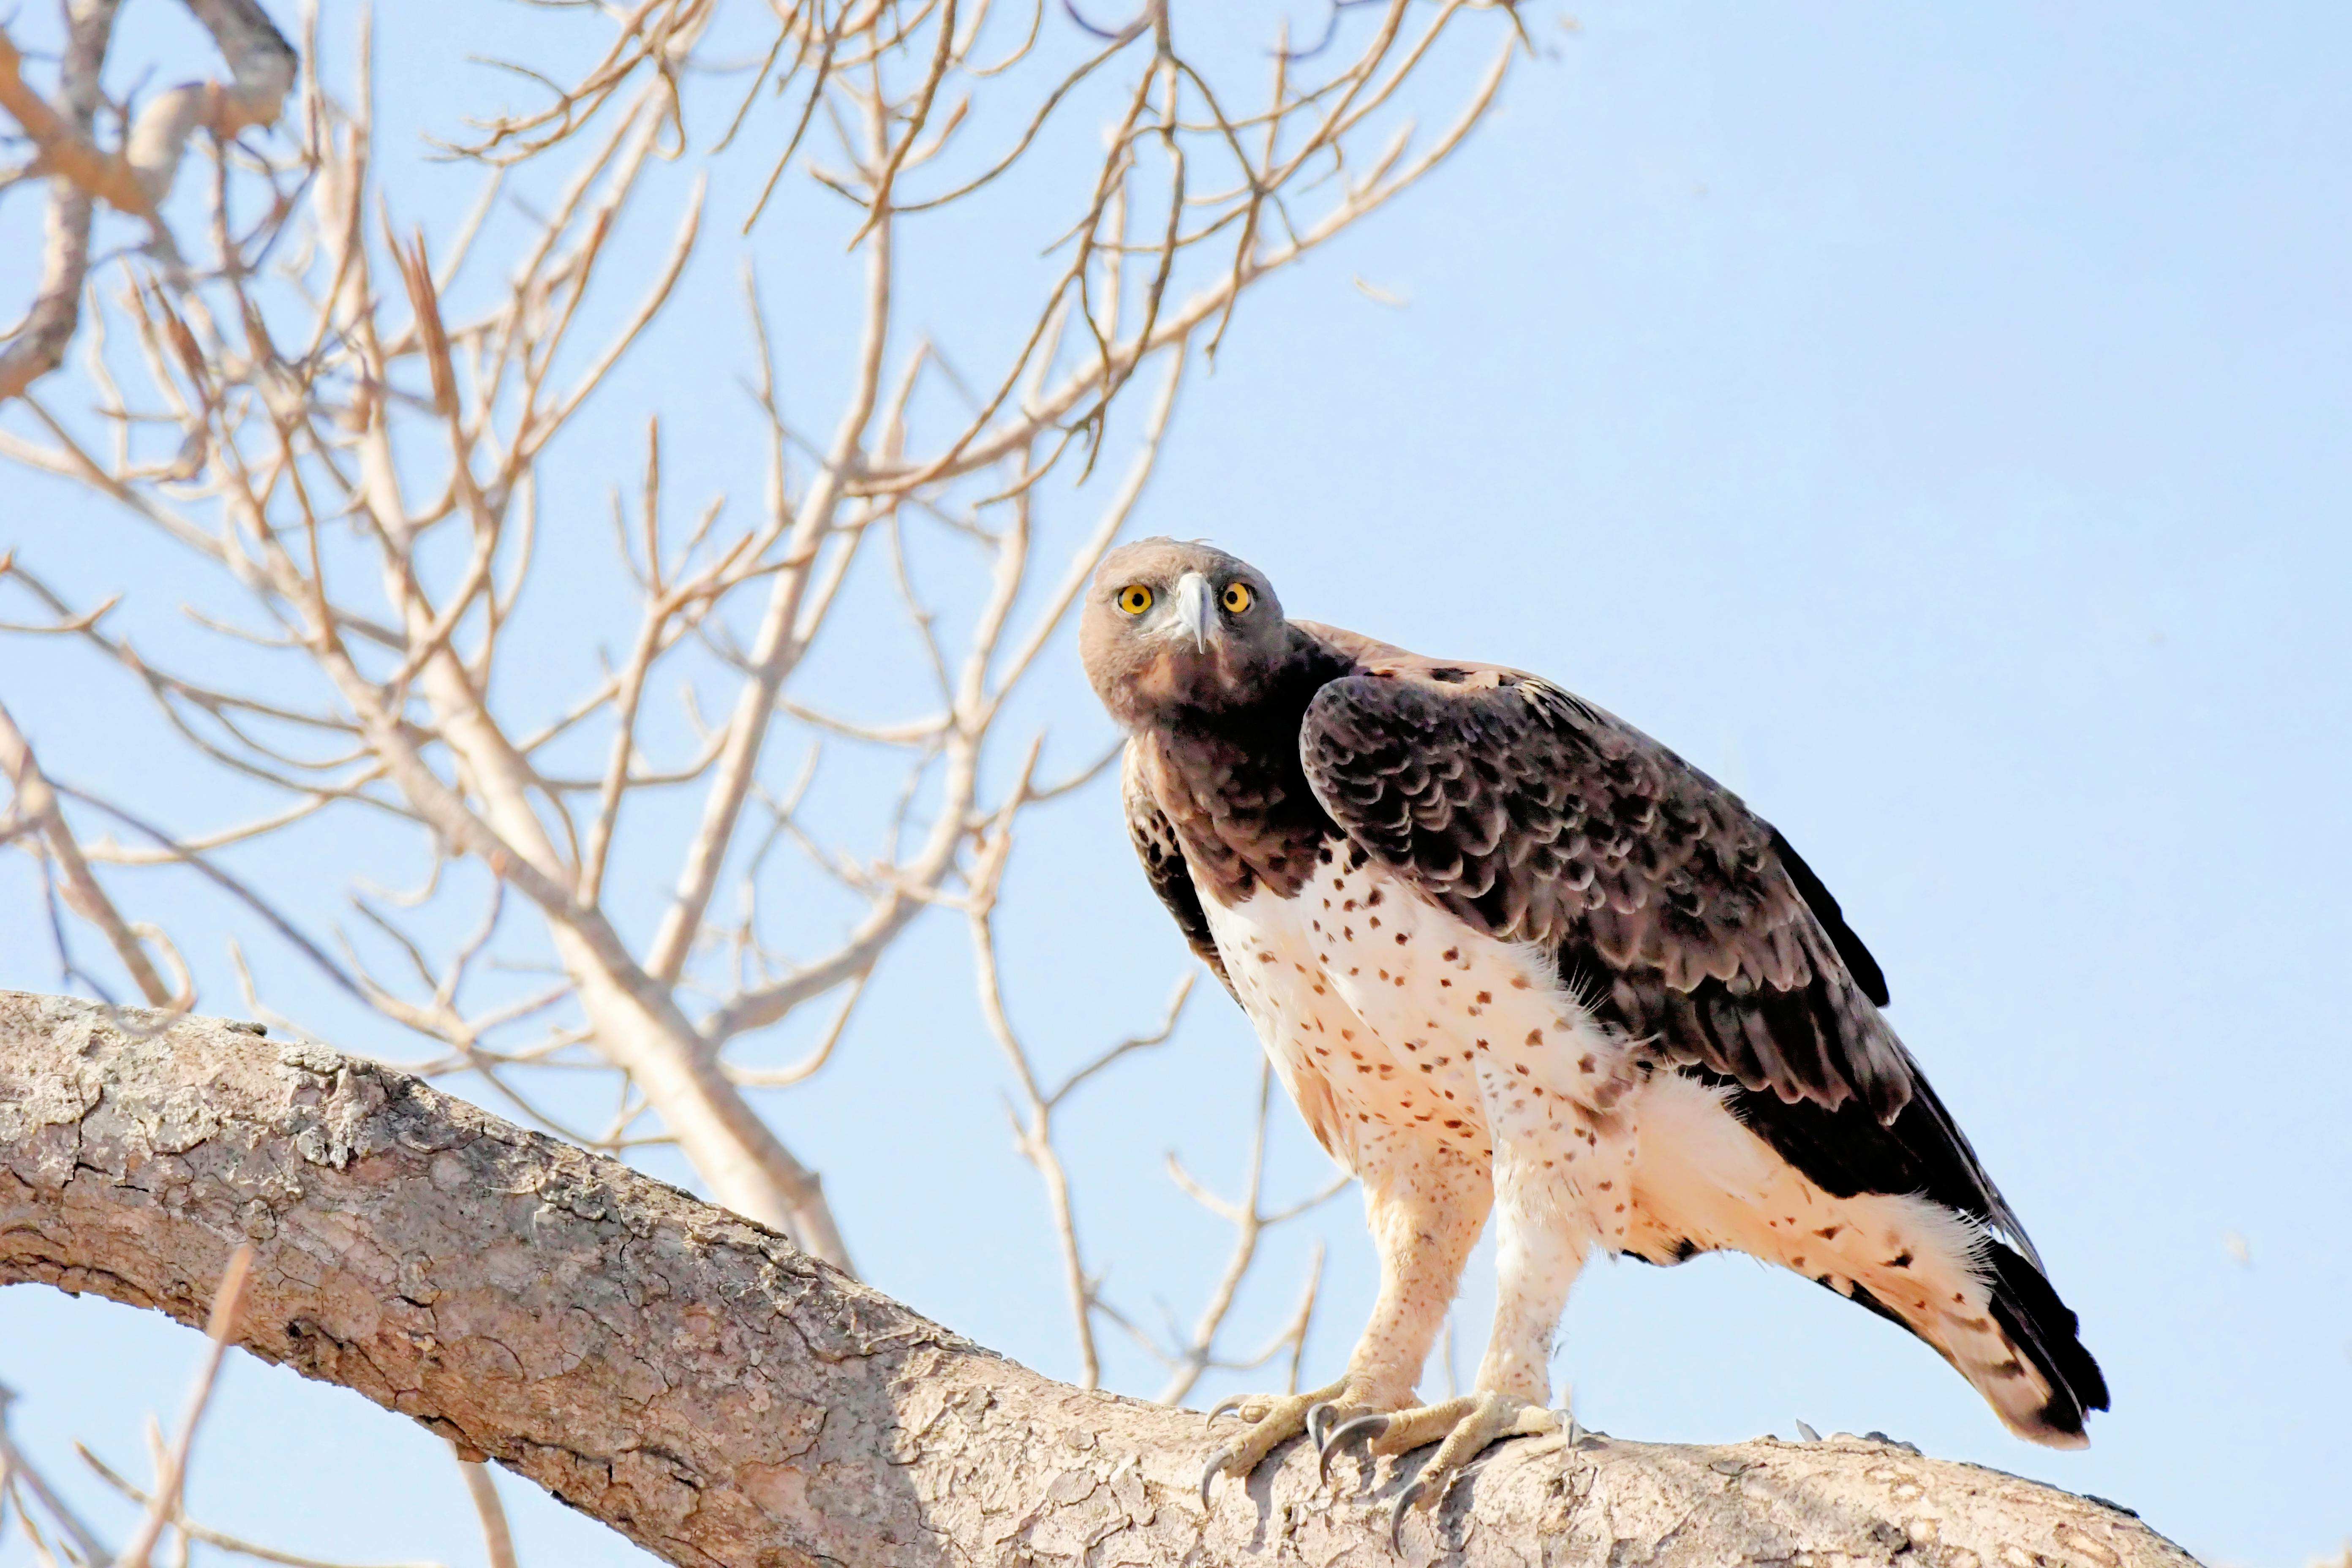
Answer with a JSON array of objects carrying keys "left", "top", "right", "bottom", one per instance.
[{"left": 4, "top": 4, "right": 2348, "bottom": 1567}]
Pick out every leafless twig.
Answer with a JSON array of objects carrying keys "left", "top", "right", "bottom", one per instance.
[
  {"left": 112, "top": 1244, "right": 253, "bottom": 1568},
  {"left": 1, "top": 0, "right": 1527, "bottom": 1416}
]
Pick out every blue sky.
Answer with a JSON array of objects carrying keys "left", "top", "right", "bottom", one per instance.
[{"left": 4, "top": 4, "right": 2348, "bottom": 1566}]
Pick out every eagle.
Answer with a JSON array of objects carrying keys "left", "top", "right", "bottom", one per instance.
[{"left": 1080, "top": 538, "right": 2106, "bottom": 1516}]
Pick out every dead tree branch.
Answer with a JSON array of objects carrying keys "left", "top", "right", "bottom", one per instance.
[
  {"left": 0, "top": 0, "right": 123, "bottom": 403},
  {"left": 1, "top": 994, "right": 2197, "bottom": 1568},
  {"left": 0, "top": 0, "right": 1528, "bottom": 1297},
  {"left": 0, "top": 696, "right": 182, "bottom": 1009},
  {"left": 0, "top": 0, "right": 295, "bottom": 402}
]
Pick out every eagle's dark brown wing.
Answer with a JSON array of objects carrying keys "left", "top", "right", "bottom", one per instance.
[
  {"left": 1296, "top": 655, "right": 1912, "bottom": 1123},
  {"left": 1122, "top": 740, "right": 1233, "bottom": 996},
  {"left": 1294, "top": 643, "right": 2076, "bottom": 1294}
]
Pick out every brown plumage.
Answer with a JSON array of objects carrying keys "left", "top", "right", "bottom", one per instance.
[{"left": 1081, "top": 538, "right": 2106, "bottom": 1506}]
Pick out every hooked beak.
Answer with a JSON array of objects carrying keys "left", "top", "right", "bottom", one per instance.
[{"left": 1171, "top": 571, "right": 1219, "bottom": 653}]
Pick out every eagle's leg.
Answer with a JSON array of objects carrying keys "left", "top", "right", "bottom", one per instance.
[
  {"left": 1347, "top": 1144, "right": 1492, "bottom": 1406},
  {"left": 1200, "top": 1140, "right": 1487, "bottom": 1499},
  {"left": 1326, "top": 1107, "right": 1630, "bottom": 1513}
]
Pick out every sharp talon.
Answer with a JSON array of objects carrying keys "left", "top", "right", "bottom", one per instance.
[
  {"left": 1206, "top": 1394, "right": 1246, "bottom": 1427},
  {"left": 1304, "top": 1399, "right": 1335, "bottom": 1451},
  {"left": 1564, "top": 1414, "right": 1583, "bottom": 1448},
  {"left": 1198, "top": 1452, "right": 1225, "bottom": 1511},
  {"left": 1795, "top": 1418, "right": 1821, "bottom": 1443},
  {"left": 1318, "top": 1411, "right": 1388, "bottom": 1483},
  {"left": 1388, "top": 1479, "right": 1426, "bottom": 1549}
]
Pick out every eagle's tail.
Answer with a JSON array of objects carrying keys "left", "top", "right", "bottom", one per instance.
[
  {"left": 1797, "top": 1209, "right": 2107, "bottom": 1448},
  {"left": 1623, "top": 1073, "right": 2109, "bottom": 1447},
  {"left": 1968, "top": 1238, "right": 2111, "bottom": 1444}
]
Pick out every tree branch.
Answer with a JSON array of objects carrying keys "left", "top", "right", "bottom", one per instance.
[
  {"left": 0, "top": 0, "right": 122, "bottom": 404},
  {"left": 1, "top": 993, "right": 2195, "bottom": 1568},
  {"left": 0, "top": 0, "right": 295, "bottom": 403},
  {"left": 0, "top": 697, "right": 177, "bottom": 1007}
]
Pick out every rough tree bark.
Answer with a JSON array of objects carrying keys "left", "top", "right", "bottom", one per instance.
[{"left": 0, "top": 993, "right": 2195, "bottom": 1568}]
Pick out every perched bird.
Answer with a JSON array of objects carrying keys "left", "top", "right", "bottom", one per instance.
[{"left": 1080, "top": 539, "right": 2107, "bottom": 1514}]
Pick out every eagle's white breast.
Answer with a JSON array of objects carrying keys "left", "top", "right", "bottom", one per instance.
[{"left": 1198, "top": 847, "right": 1644, "bottom": 1190}]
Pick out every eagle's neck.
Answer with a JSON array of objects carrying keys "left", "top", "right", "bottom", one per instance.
[{"left": 1145, "top": 628, "right": 1355, "bottom": 904}]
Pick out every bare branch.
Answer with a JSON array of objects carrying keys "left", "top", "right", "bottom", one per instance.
[
  {"left": 0, "top": 1382, "right": 111, "bottom": 1568},
  {"left": 1152, "top": 1063, "right": 1349, "bottom": 1405},
  {"left": 642, "top": 165, "right": 894, "bottom": 987},
  {"left": 54, "top": 782, "right": 365, "bottom": 1003},
  {"left": 1045, "top": 972, "right": 1192, "bottom": 1108},
  {"left": 76, "top": 1433, "right": 448, "bottom": 1568},
  {"left": 0, "top": 0, "right": 121, "bottom": 403},
  {"left": 0, "top": 696, "right": 176, "bottom": 1007},
  {"left": 0, "top": 0, "right": 1530, "bottom": 1345},
  {"left": 719, "top": 966, "right": 871, "bottom": 1089},
  {"left": 113, "top": 1243, "right": 254, "bottom": 1568},
  {"left": 0, "top": 16, "right": 158, "bottom": 225},
  {"left": 453, "top": 1451, "right": 517, "bottom": 1568}
]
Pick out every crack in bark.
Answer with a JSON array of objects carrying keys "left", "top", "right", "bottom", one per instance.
[{"left": 2, "top": 993, "right": 2201, "bottom": 1568}]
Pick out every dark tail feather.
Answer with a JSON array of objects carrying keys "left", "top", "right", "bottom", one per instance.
[{"left": 1982, "top": 1241, "right": 2110, "bottom": 1440}]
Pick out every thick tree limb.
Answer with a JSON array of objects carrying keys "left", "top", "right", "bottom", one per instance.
[{"left": 0, "top": 994, "right": 2196, "bottom": 1568}]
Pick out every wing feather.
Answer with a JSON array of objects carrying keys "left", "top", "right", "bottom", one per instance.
[
  {"left": 1297, "top": 664, "right": 1908, "bottom": 1119},
  {"left": 1295, "top": 653, "right": 2052, "bottom": 1263},
  {"left": 1121, "top": 741, "right": 1233, "bottom": 997}
]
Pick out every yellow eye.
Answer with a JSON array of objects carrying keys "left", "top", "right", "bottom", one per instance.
[
  {"left": 1117, "top": 584, "right": 1154, "bottom": 615},
  {"left": 1221, "top": 582, "right": 1253, "bottom": 614}
]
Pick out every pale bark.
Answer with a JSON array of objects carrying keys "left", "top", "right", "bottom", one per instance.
[{"left": 0, "top": 992, "right": 2196, "bottom": 1568}]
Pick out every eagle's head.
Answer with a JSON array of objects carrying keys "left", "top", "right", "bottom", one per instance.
[{"left": 1081, "top": 538, "right": 1295, "bottom": 729}]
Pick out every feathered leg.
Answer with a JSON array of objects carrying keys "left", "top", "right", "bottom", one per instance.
[
  {"left": 1318, "top": 1168, "right": 1584, "bottom": 1521},
  {"left": 1202, "top": 1133, "right": 1486, "bottom": 1497},
  {"left": 1322, "top": 1098, "right": 1629, "bottom": 1515}
]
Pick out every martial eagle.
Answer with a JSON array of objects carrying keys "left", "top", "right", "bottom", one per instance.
[{"left": 1079, "top": 538, "right": 2106, "bottom": 1517}]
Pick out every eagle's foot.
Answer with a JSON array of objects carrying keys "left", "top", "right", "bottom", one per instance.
[
  {"left": 1319, "top": 1392, "right": 1560, "bottom": 1524},
  {"left": 1198, "top": 1379, "right": 1392, "bottom": 1505}
]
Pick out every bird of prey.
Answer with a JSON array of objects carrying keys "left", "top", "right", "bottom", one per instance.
[{"left": 1080, "top": 538, "right": 2107, "bottom": 1516}]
